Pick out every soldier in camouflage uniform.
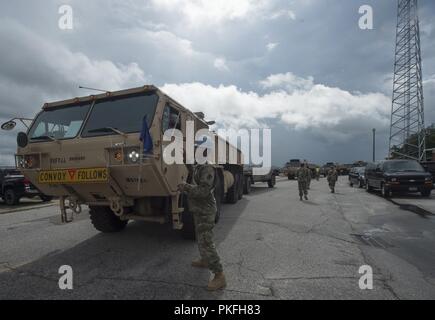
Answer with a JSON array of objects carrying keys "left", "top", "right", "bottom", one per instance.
[
  {"left": 297, "top": 163, "right": 310, "bottom": 201},
  {"left": 179, "top": 163, "right": 226, "bottom": 291},
  {"left": 327, "top": 166, "right": 338, "bottom": 193}
]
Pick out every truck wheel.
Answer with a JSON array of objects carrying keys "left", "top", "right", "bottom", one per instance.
[
  {"left": 89, "top": 206, "right": 128, "bottom": 233},
  {"left": 288, "top": 175, "right": 292, "bottom": 180},
  {"left": 3, "top": 188, "right": 19, "bottom": 206},
  {"left": 238, "top": 175, "right": 244, "bottom": 200},
  {"left": 181, "top": 213, "right": 196, "bottom": 240},
  {"left": 268, "top": 175, "right": 276, "bottom": 188},
  {"left": 226, "top": 173, "right": 239, "bottom": 204},
  {"left": 40, "top": 195, "right": 53, "bottom": 202},
  {"left": 243, "top": 176, "right": 252, "bottom": 194},
  {"left": 214, "top": 174, "right": 223, "bottom": 223}
]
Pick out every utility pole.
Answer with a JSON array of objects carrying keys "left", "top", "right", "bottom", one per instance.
[{"left": 372, "top": 128, "right": 376, "bottom": 162}]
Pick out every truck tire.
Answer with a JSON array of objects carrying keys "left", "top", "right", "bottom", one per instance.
[
  {"left": 89, "top": 206, "right": 128, "bottom": 233},
  {"left": 214, "top": 173, "right": 223, "bottom": 223},
  {"left": 226, "top": 173, "right": 239, "bottom": 204},
  {"left": 181, "top": 212, "right": 196, "bottom": 240},
  {"left": 243, "top": 176, "right": 252, "bottom": 194},
  {"left": 3, "top": 188, "right": 19, "bottom": 206},
  {"left": 40, "top": 195, "right": 53, "bottom": 202},
  {"left": 268, "top": 175, "right": 276, "bottom": 188},
  {"left": 238, "top": 174, "right": 244, "bottom": 200}
]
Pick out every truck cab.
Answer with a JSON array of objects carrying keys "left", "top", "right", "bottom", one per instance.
[{"left": 7, "top": 85, "right": 246, "bottom": 239}]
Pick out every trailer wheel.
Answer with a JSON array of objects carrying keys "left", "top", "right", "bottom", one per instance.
[
  {"left": 226, "top": 173, "right": 239, "bottom": 204},
  {"left": 243, "top": 176, "right": 252, "bottom": 194},
  {"left": 268, "top": 175, "right": 276, "bottom": 188},
  {"left": 89, "top": 206, "right": 128, "bottom": 233}
]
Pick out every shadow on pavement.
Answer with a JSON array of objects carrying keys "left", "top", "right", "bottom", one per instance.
[{"left": 0, "top": 197, "right": 250, "bottom": 299}]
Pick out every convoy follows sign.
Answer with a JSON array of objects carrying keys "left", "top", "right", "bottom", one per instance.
[{"left": 38, "top": 168, "right": 108, "bottom": 184}]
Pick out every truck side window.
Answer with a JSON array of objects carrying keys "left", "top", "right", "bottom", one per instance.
[{"left": 162, "top": 105, "right": 181, "bottom": 132}]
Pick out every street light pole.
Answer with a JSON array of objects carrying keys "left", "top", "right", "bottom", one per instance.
[{"left": 372, "top": 128, "right": 376, "bottom": 162}]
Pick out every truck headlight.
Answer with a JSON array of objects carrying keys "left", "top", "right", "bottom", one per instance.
[
  {"left": 425, "top": 177, "right": 432, "bottom": 182},
  {"left": 390, "top": 178, "right": 398, "bottom": 182},
  {"left": 128, "top": 150, "right": 140, "bottom": 163}
]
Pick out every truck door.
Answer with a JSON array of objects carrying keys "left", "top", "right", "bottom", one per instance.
[{"left": 161, "top": 104, "right": 188, "bottom": 192}]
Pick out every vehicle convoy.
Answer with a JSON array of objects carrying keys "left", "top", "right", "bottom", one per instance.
[
  {"left": 243, "top": 166, "right": 277, "bottom": 192},
  {"left": 3, "top": 85, "right": 253, "bottom": 239},
  {"left": 348, "top": 166, "right": 366, "bottom": 188},
  {"left": 0, "top": 167, "right": 53, "bottom": 205},
  {"left": 365, "top": 160, "right": 433, "bottom": 198},
  {"left": 285, "top": 159, "right": 301, "bottom": 180}
]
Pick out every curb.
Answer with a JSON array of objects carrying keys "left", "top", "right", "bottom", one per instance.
[{"left": 0, "top": 202, "right": 58, "bottom": 215}]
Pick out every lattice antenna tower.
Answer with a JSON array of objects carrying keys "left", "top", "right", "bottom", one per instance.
[{"left": 389, "top": 0, "right": 425, "bottom": 160}]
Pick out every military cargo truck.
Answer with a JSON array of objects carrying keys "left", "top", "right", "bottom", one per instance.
[
  {"left": 2, "top": 85, "right": 251, "bottom": 239},
  {"left": 284, "top": 159, "right": 301, "bottom": 180}
]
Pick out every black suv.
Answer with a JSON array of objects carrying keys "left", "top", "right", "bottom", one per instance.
[
  {"left": 349, "top": 167, "right": 366, "bottom": 188},
  {"left": 0, "top": 167, "right": 53, "bottom": 205},
  {"left": 365, "top": 160, "right": 433, "bottom": 198}
]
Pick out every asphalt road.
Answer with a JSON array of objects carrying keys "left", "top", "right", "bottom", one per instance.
[{"left": 1, "top": 177, "right": 435, "bottom": 300}]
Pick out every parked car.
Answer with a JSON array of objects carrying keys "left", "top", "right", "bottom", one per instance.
[
  {"left": 365, "top": 160, "right": 433, "bottom": 198},
  {"left": 349, "top": 167, "right": 366, "bottom": 188},
  {"left": 0, "top": 167, "right": 53, "bottom": 205}
]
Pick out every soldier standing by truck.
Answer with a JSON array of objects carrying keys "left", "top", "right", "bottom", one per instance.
[
  {"left": 297, "top": 163, "right": 310, "bottom": 201},
  {"left": 327, "top": 166, "right": 338, "bottom": 193},
  {"left": 178, "top": 161, "right": 226, "bottom": 291}
]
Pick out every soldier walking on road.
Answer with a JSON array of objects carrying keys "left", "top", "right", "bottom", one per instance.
[
  {"left": 179, "top": 163, "right": 226, "bottom": 291},
  {"left": 307, "top": 165, "right": 312, "bottom": 190},
  {"left": 297, "top": 163, "right": 310, "bottom": 201},
  {"left": 327, "top": 166, "right": 338, "bottom": 193}
]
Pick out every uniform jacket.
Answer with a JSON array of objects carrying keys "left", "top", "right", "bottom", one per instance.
[
  {"left": 183, "top": 164, "right": 217, "bottom": 215},
  {"left": 297, "top": 167, "right": 311, "bottom": 183},
  {"left": 327, "top": 169, "right": 338, "bottom": 182}
]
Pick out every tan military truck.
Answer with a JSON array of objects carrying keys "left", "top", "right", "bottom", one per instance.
[{"left": 2, "top": 85, "right": 250, "bottom": 239}]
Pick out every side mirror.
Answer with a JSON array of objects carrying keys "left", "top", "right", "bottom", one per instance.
[{"left": 1, "top": 120, "right": 17, "bottom": 131}]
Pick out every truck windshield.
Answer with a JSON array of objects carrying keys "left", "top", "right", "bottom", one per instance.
[
  {"left": 28, "top": 103, "right": 91, "bottom": 141},
  {"left": 82, "top": 92, "right": 159, "bottom": 137},
  {"left": 384, "top": 161, "right": 425, "bottom": 172}
]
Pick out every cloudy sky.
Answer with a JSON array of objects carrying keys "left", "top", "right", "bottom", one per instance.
[{"left": 1, "top": 0, "right": 434, "bottom": 166}]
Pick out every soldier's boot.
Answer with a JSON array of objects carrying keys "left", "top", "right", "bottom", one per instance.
[
  {"left": 207, "top": 272, "right": 226, "bottom": 291},
  {"left": 299, "top": 195, "right": 303, "bottom": 201},
  {"left": 304, "top": 195, "right": 308, "bottom": 200},
  {"left": 191, "top": 259, "right": 209, "bottom": 269}
]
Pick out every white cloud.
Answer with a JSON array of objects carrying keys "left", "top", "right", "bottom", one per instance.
[
  {"left": 160, "top": 74, "right": 391, "bottom": 142},
  {"left": 269, "top": 9, "right": 296, "bottom": 20},
  {"left": 213, "top": 58, "right": 229, "bottom": 71},
  {"left": 150, "top": 0, "right": 268, "bottom": 26},
  {"left": 266, "top": 42, "right": 279, "bottom": 52},
  {"left": 260, "top": 72, "right": 314, "bottom": 92}
]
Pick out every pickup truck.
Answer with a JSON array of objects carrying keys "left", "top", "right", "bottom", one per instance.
[{"left": 0, "top": 167, "right": 53, "bottom": 205}]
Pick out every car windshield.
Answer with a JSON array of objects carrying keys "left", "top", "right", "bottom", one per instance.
[
  {"left": 28, "top": 103, "right": 91, "bottom": 141},
  {"left": 355, "top": 167, "right": 365, "bottom": 174},
  {"left": 81, "top": 92, "right": 159, "bottom": 137},
  {"left": 383, "top": 161, "right": 425, "bottom": 172}
]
